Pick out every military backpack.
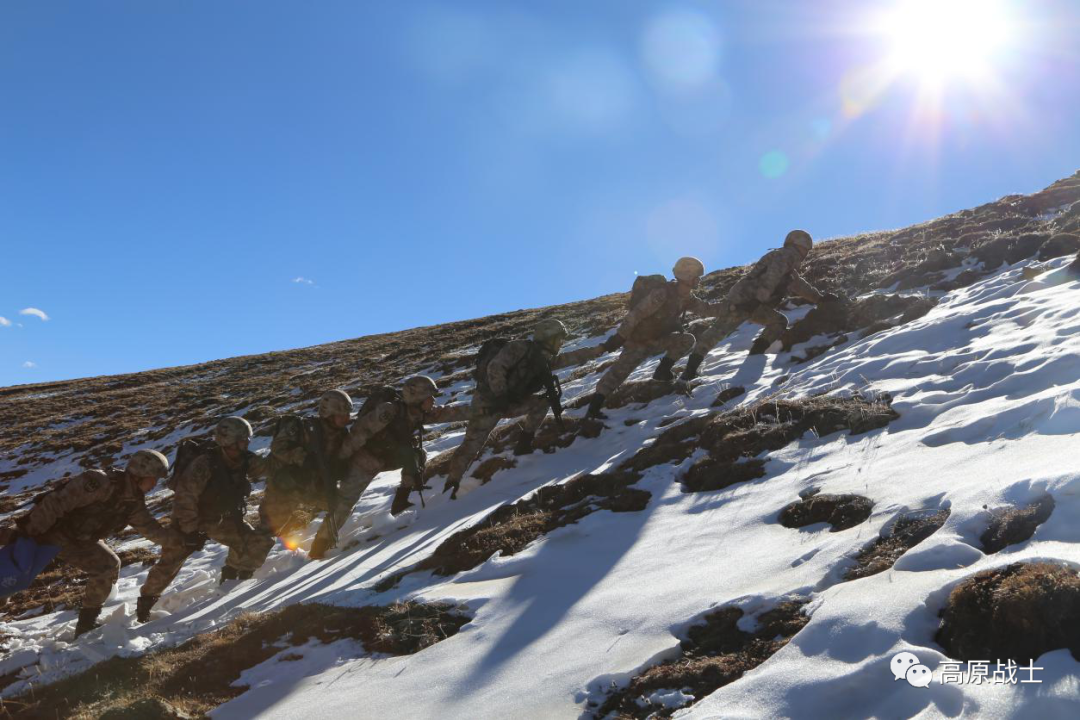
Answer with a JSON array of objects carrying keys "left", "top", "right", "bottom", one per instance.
[
  {"left": 627, "top": 275, "right": 684, "bottom": 340},
  {"left": 474, "top": 338, "right": 552, "bottom": 405},
  {"left": 168, "top": 437, "right": 215, "bottom": 491},
  {"left": 628, "top": 274, "right": 670, "bottom": 310},
  {"left": 355, "top": 386, "right": 426, "bottom": 476}
]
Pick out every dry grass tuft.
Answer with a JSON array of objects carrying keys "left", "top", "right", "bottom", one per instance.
[
  {"left": 672, "top": 394, "right": 898, "bottom": 493},
  {"left": 778, "top": 493, "right": 874, "bottom": 532},
  {"left": 1, "top": 601, "right": 469, "bottom": 719},
  {"left": 376, "top": 471, "right": 649, "bottom": 592},
  {"left": 844, "top": 508, "right": 950, "bottom": 581},
  {"left": 980, "top": 495, "right": 1055, "bottom": 554},
  {"left": 936, "top": 561, "right": 1080, "bottom": 663},
  {"left": 587, "top": 600, "right": 809, "bottom": 718}
]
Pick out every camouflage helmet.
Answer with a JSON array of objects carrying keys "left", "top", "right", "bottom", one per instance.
[
  {"left": 672, "top": 256, "right": 706, "bottom": 282},
  {"left": 215, "top": 416, "right": 253, "bottom": 447},
  {"left": 784, "top": 230, "right": 813, "bottom": 255},
  {"left": 318, "top": 389, "right": 353, "bottom": 419},
  {"left": 127, "top": 449, "right": 169, "bottom": 479},
  {"left": 533, "top": 318, "right": 569, "bottom": 345},
  {"left": 402, "top": 375, "right": 439, "bottom": 405}
]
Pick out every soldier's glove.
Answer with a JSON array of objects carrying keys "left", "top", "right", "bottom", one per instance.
[
  {"left": 181, "top": 531, "right": 207, "bottom": 552},
  {"left": 601, "top": 334, "right": 624, "bottom": 352}
]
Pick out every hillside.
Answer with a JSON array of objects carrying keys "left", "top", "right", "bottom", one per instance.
[{"left": 2, "top": 171, "right": 1080, "bottom": 718}]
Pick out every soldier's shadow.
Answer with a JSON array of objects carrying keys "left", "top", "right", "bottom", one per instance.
[
  {"left": 727, "top": 354, "right": 768, "bottom": 387},
  {"left": 455, "top": 480, "right": 658, "bottom": 692}
]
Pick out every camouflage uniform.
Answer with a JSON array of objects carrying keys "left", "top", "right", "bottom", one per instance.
[
  {"left": 695, "top": 246, "right": 824, "bottom": 354},
  {"left": 18, "top": 469, "right": 171, "bottom": 607},
  {"left": 257, "top": 416, "right": 349, "bottom": 543},
  {"left": 595, "top": 281, "right": 725, "bottom": 397},
  {"left": 311, "top": 399, "right": 469, "bottom": 542},
  {"left": 444, "top": 341, "right": 602, "bottom": 488},
  {"left": 140, "top": 449, "right": 273, "bottom": 597}
]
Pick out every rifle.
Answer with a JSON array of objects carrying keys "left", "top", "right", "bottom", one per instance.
[
  {"left": 543, "top": 373, "right": 565, "bottom": 431},
  {"left": 308, "top": 420, "right": 339, "bottom": 547},
  {"left": 407, "top": 418, "right": 427, "bottom": 508}
]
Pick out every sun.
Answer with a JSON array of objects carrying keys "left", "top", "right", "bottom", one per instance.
[{"left": 880, "top": 0, "right": 1013, "bottom": 85}]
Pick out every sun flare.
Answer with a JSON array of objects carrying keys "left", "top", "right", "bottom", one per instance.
[{"left": 880, "top": 0, "right": 1013, "bottom": 85}]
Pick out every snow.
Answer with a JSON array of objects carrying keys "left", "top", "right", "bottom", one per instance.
[{"left": 5, "top": 256, "right": 1080, "bottom": 717}]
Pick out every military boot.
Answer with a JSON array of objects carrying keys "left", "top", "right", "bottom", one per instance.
[
  {"left": 512, "top": 429, "right": 535, "bottom": 456},
  {"left": 748, "top": 336, "right": 771, "bottom": 355},
  {"left": 680, "top": 353, "right": 704, "bottom": 381},
  {"left": 219, "top": 565, "right": 239, "bottom": 585},
  {"left": 74, "top": 606, "right": 102, "bottom": 638},
  {"left": 390, "top": 483, "right": 414, "bottom": 516},
  {"left": 585, "top": 393, "right": 608, "bottom": 420},
  {"left": 237, "top": 570, "right": 254, "bottom": 580},
  {"left": 308, "top": 535, "right": 333, "bottom": 560},
  {"left": 652, "top": 356, "right": 676, "bottom": 382},
  {"left": 136, "top": 595, "right": 159, "bottom": 623}
]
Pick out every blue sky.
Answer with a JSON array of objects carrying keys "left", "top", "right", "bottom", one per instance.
[{"left": 2, "top": 0, "right": 1078, "bottom": 387}]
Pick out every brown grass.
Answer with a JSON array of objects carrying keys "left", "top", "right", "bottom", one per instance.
[
  {"left": 844, "top": 509, "right": 950, "bottom": 581},
  {"left": 935, "top": 562, "right": 1080, "bottom": 663},
  {"left": 980, "top": 495, "right": 1055, "bottom": 554},
  {"left": 780, "top": 295, "right": 937, "bottom": 356},
  {"left": 587, "top": 600, "right": 809, "bottom": 718},
  {"left": 778, "top": 493, "right": 874, "bottom": 532},
  {"left": 0, "top": 601, "right": 470, "bottom": 719},
  {"left": 424, "top": 415, "right": 601, "bottom": 486},
  {"left": 376, "top": 471, "right": 649, "bottom": 591},
  {"left": 672, "top": 394, "right": 898, "bottom": 493}
]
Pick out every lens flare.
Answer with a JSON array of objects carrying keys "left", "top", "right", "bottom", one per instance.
[
  {"left": 759, "top": 151, "right": 790, "bottom": 179},
  {"left": 642, "top": 10, "right": 722, "bottom": 91},
  {"left": 880, "top": 0, "right": 1014, "bottom": 85}
]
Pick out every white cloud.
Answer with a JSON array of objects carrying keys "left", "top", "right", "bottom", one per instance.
[
  {"left": 292, "top": 277, "right": 316, "bottom": 286},
  {"left": 23, "top": 361, "right": 36, "bottom": 369},
  {"left": 0, "top": 316, "right": 10, "bottom": 327},
  {"left": 20, "top": 307, "right": 49, "bottom": 321}
]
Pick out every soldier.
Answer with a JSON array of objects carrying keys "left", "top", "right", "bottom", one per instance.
[
  {"left": 13, "top": 450, "right": 172, "bottom": 637},
  {"left": 585, "top": 256, "right": 727, "bottom": 419},
  {"left": 136, "top": 417, "right": 273, "bottom": 621},
  {"left": 309, "top": 376, "right": 468, "bottom": 558},
  {"left": 442, "top": 318, "right": 602, "bottom": 498},
  {"left": 256, "top": 389, "right": 352, "bottom": 560},
  {"left": 678, "top": 230, "right": 836, "bottom": 380}
]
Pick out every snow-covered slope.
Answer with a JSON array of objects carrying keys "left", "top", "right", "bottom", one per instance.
[{"left": 6, "top": 250, "right": 1080, "bottom": 718}]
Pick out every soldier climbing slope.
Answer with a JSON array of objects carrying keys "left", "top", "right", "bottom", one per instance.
[
  {"left": 136, "top": 417, "right": 273, "bottom": 621},
  {"left": 309, "top": 376, "right": 468, "bottom": 558},
  {"left": 13, "top": 450, "right": 172, "bottom": 638},
  {"left": 585, "top": 256, "right": 728, "bottom": 419},
  {"left": 255, "top": 389, "right": 352, "bottom": 561},
  {"left": 442, "top": 319, "right": 603, "bottom": 498},
  {"left": 678, "top": 230, "right": 837, "bottom": 381}
]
